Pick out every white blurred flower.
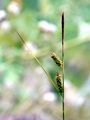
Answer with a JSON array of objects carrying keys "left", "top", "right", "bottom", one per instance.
[
  {"left": 38, "top": 21, "right": 49, "bottom": 32},
  {"left": 0, "top": 10, "right": 7, "bottom": 21},
  {"left": 0, "top": 101, "right": 11, "bottom": 110},
  {"left": 76, "top": 17, "right": 90, "bottom": 38},
  {"left": 38, "top": 20, "right": 57, "bottom": 33},
  {"left": 80, "top": 75, "right": 90, "bottom": 96},
  {"left": 0, "top": 20, "right": 11, "bottom": 31},
  {"left": 7, "top": 1, "right": 21, "bottom": 15},
  {"left": 43, "top": 92, "right": 56, "bottom": 102},
  {"left": 79, "top": 22, "right": 90, "bottom": 38},
  {"left": 35, "top": 66, "right": 44, "bottom": 75},
  {"left": 4, "top": 80, "right": 14, "bottom": 89},
  {"left": 64, "top": 80, "right": 85, "bottom": 107},
  {"left": 24, "top": 42, "right": 37, "bottom": 55}
]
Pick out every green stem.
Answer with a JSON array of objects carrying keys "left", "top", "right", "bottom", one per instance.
[{"left": 16, "top": 31, "right": 58, "bottom": 92}]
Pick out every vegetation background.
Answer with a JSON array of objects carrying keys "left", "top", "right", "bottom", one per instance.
[{"left": 0, "top": 0, "right": 90, "bottom": 120}]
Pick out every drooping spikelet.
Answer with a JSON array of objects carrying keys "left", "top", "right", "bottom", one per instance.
[
  {"left": 56, "top": 72, "right": 63, "bottom": 95},
  {"left": 51, "top": 52, "right": 63, "bottom": 68}
]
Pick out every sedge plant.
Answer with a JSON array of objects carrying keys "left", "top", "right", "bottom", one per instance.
[{"left": 15, "top": 12, "right": 65, "bottom": 120}]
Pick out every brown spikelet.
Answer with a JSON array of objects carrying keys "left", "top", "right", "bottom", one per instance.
[
  {"left": 51, "top": 53, "right": 63, "bottom": 67},
  {"left": 56, "top": 72, "right": 63, "bottom": 95}
]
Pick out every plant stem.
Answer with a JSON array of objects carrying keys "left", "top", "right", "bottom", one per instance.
[
  {"left": 61, "top": 12, "right": 64, "bottom": 120},
  {"left": 16, "top": 31, "right": 58, "bottom": 92}
]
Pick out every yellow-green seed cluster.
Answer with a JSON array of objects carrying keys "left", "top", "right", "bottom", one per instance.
[
  {"left": 56, "top": 74, "right": 63, "bottom": 95},
  {"left": 51, "top": 53, "right": 63, "bottom": 67}
]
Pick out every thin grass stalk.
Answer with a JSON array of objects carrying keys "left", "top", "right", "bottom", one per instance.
[
  {"left": 61, "top": 12, "right": 65, "bottom": 120},
  {"left": 16, "top": 31, "right": 58, "bottom": 91}
]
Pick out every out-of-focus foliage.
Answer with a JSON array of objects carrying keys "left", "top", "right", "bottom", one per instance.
[{"left": 0, "top": 0, "right": 90, "bottom": 119}]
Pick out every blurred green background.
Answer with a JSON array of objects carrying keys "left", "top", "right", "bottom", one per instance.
[{"left": 0, "top": 0, "right": 90, "bottom": 120}]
